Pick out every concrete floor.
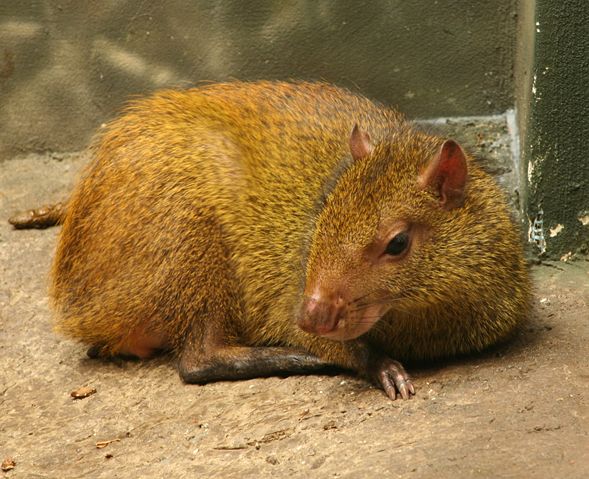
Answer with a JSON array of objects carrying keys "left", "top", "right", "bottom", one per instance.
[{"left": 1, "top": 121, "right": 588, "bottom": 478}]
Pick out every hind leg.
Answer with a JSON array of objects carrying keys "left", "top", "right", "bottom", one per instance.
[{"left": 85, "top": 326, "right": 168, "bottom": 360}]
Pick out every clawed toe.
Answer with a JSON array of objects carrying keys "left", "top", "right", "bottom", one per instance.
[{"left": 374, "top": 357, "right": 415, "bottom": 401}]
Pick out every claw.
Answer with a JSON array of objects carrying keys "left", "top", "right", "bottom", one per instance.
[{"left": 373, "top": 357, "right": 415, "bottom": 400}]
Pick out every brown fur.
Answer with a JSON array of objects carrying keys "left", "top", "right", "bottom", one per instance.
[{"left": 48, "top": 81, "right": 530, "bottom": 395}]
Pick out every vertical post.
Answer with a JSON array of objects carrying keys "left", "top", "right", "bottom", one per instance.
[{"left": 517, "top": 0, "right": 589, "bottom": 260}]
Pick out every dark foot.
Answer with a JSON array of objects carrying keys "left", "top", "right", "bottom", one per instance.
[
  {"left": 8, "top": 202, "right": 65, "bottom": 229},
  {"left": 371, "top": 357, "right": 415, "bottom": 401},
  {"left": 179, "top": 346, "right": 331, "bottom": 384},
  {"left": 86, "top": 345, "right": 104, "bottom": 359}
]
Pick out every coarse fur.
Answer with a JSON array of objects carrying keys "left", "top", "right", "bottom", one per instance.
[{"left": 46, "top": 81, "right": 530, "bottom": 396}]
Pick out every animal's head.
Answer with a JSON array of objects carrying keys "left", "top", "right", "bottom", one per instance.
[{"left": 298, "top": 124, "right": 473, "bottom": 340}]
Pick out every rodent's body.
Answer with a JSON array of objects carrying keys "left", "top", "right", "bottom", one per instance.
[
  {"left": 44, "top": 81, "right": 529, "bottom": 398},
  {"left": 53, "top": 82, "right": 397, "bottom": 359}
]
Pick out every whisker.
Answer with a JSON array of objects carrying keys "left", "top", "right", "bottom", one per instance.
[
  {"left": 348, "top": 291, "right": 376, "bottom": 305},
  {"left": 351, "top": 296, "right": 406, "bottom": 311},
  {"left": 350, "top": 317, "right": 384, "bottom": 322},
  {"left": 352, "top": 286, "right": 427, "bottom": 310}
]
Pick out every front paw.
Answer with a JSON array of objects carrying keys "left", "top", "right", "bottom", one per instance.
[{"left": 371, "top": 357, "right": 415, "bottom": 400}]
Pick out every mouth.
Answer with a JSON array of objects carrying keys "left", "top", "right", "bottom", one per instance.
[{"left": 306, "top": 304, "right": 385, "bottom": 341}]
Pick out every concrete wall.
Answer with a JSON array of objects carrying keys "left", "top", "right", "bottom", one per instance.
[
  {"left": 516, "top": 0, "right": 589, "bottom": 260},
  {"left": 0, "top": 0, "right": 517, "bottom": 158}
]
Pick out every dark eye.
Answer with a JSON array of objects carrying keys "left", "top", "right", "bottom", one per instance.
[{"left": 384, "top": 232, "right": 410, "bottom": 256}]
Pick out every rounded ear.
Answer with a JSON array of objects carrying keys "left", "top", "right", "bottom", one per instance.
[
  {"left": 349, "top": 124, "right": 373, "bottom": 161},
  {"left": 417, "top": 139, "right": 468, "bottom": 210}
]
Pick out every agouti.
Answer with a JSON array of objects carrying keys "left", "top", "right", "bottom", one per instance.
[{"left": 10, "top": 81, "right": 531, "bottom": 400}]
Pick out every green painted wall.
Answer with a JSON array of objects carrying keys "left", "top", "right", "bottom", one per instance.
[
  {"left": 517, "top": 0, "right": 589, "bottom": 259},
  {"left": 0, "top": 1, "right": 517, "bottom": 157}
]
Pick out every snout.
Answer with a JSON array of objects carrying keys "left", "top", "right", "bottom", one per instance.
[
  {"left": 297, "top": 287, "right": 385, "bottom": 341},
  {"left": 298, "top": 292, "right": 347, "bottom": 337}
]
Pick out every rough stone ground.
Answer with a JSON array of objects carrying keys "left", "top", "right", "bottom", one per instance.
[{"left": 1, "top": 118, "right": 588, "bottom": 478}]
